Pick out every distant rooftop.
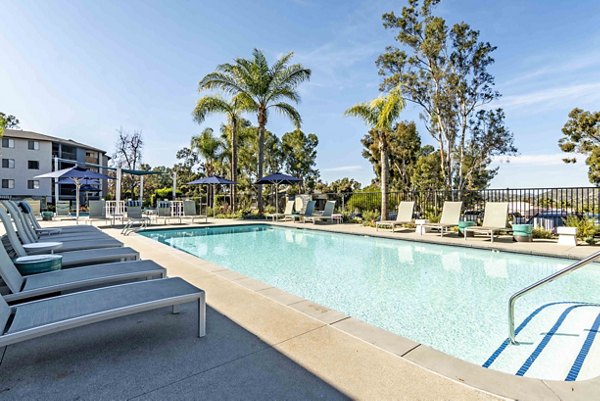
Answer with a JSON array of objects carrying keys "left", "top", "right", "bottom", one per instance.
[{"left": 3, "top": 128, "right": 107, "bottom": 154}]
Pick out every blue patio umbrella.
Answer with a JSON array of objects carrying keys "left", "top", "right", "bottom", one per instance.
[
  {"left": 36, "top": 166, "right": 114, "bottom": 222},
  {"left": 188, "top": 175, "right": 236, "bottom": 217},
  {"left": 255, "top": 172, "right": 301, "bottom": 214}
]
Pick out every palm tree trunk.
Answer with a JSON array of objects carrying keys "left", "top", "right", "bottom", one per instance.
[
  {"left": 380, "top": 133, "right": 389, "bottom": 220},
  {"left": 231, "top": 118, "right": 237, "bottom": 212},
  {"left": 257, "top": 107, "right": 266, "bottom": 214}
]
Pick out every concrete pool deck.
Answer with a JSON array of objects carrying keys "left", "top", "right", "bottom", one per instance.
[{"left": 1, "top": 219, "right": 599, "bottom": 400}]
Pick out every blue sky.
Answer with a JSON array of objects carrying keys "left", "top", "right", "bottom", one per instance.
[{"left": 1, "top": 0, "right": 599, "bottom": 188}]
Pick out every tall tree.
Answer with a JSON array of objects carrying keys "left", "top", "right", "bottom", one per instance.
[
  {"left": 0, "top": 112, "right": 20, "bottom": 137},
  {"left": 559, "top": 108, "right": 600, "bottom": 185},
  {"left": 189, "top": 127, "right": 226, "bottom": 177},
  {"left": 346, "top": 89, "right": 405, "bottom": 219},
  {"left": 361, "top": 121, "right": 422, "bottom": 191},
  {"left": 377, "top": 0, "right": 516, "bottom": 191},
  {"left": 281, "top": 129, "right": 319, "bottom": 191},
  {"left": 192, "top": 95, "right": 250, "bottom": 211},
  {"left": 198, "top": 49, "right": 311, "bottom": 213},
  {"left": 113, "top": 128, "right": 144, "bottom": 197}
]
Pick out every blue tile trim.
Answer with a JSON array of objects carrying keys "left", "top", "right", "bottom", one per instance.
[
  {"left": 565, "top": 312, "right": 600, "bottom": 381},
  {"left": 482, "top": 301, "right": 581, "bottom": 369},
  {"left": 516, "top": 303, "right": 597, "bottom": 376}
]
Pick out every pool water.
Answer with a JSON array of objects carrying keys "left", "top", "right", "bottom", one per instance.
[{"left": 141, "top": 225, "right": 600, "bottom": 381}]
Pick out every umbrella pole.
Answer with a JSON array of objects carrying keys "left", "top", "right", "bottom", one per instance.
[
  {"left": 275, "top": 183, "right": 278, "bottom": 220},
  {"left": 75, "top": 180, "right": 81, "bottom": 224},
  {"left": 213, "top": 184, "right": 216, "bottom": 218}
]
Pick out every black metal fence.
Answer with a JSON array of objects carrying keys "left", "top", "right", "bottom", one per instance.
[{"left": 317, "top": 187, "right": 600, "bottom": 227}]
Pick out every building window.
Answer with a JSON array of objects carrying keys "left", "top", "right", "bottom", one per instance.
[
  {"left": 2, "top": 138, "right": 14, "bottom": 148},
  {"left": 1, "top": 179, "right": 15, "bottom": 189},
  {"left": 28, "top": 160, "right": 40, "bottom": 169},
  {"left": 28, "top": 140, "right": 40, "bottom": 150},
  {"left": 27, "top": 180, "right": 40, "bottom": 190},
  {"left": 1, "top": 158, "right": 15, "bottom": 168}
]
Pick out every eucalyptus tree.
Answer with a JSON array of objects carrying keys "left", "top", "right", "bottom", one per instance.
[
  {"left": 193, "top": 95, "right": 250, "bottom": 211},
  {"left": 198, "top": 49, "right": 311, "bottom": 212},
  {"left": 281, "top": 129, "right": 319, "bottom": 191},
  {"left": 559, "top": 108, "right": 600, "bottom": 185},
  {"left": 377, "top": 0, "right": 516, "bottom": 191},
  {"left": 346, "top": 89, "right": 405, "bottom": 219}
]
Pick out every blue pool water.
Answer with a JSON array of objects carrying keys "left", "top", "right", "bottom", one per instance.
[{"left": 141, "top": 225, "right": 600, "bottom": 380}]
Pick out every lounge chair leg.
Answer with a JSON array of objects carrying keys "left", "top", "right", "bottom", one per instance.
[
  {"left": 198, "top": 295, "right": 206, "bottom": 338},
  {"left": 172, "top": 304, "right": 180, "bottom": 314}
]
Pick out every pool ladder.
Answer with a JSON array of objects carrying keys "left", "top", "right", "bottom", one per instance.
[{"left": 508, "top": 249, "right": 600, "bottom": 344}]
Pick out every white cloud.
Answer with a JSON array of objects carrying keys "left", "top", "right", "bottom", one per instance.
[
  {"left": 321, "top": 165, "right": 363, "bottom": 173},
  {"left": 493, "top": 82, "right": 600, "bottom": 110},
  {"left": 492, "top": 153, "right": 586, "bottom": 166}
]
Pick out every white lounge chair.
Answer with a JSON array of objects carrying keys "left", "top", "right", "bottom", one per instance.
[
  {"left": 266, "top": 200, "right": 294, "bottom": 221},
  {"left": 0, "top": 277, "right": 206, "bottom": 348},
  {"left": 463, "top": 202, "right": 510, "bottom": 242},
  {"left": 157, "top": 201, "right": 181, "bottom": 225},
  {"left": 307, "top": 201, "right": 336, "bottom": 224},
  {"left": 424, "top": 201, "right": 463, "bottom": 237},
  {"left": 0, "top": 244, "right": 164, "bottom": 303},
  {"left": 376, "top": 201, "right": 415, "bottom": 232},
  {"left": 121, "top": 205, "right": 151, "bottom": 235}
]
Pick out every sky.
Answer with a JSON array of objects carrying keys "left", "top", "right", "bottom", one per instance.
[{"left": 1, "top": 0, "right": 599, "bottom": 188}]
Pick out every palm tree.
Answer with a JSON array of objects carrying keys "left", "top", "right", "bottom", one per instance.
[
  {"left": 193, "top": 95, "right": 249, "bottom": 211},
  {"left": 198, "top": 49, "right": 311, "bottom": 213},
  {"left": 345, "top": 89, "right": 405, "bottom": 220},
  {"left": 191, "top": 128, "right": 226, "bottom": 208}
]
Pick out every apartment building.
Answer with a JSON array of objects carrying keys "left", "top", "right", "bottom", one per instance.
[{"left": 0, "top": 129, "right": 109, "bottom": 204}]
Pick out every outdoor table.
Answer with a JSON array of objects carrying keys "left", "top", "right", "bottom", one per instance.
[
  {"left": 332, "top": 213, "right": 343, "bottom": 224},
  {"left": 23, "top": 241, "right": 62, "bottom": 254},
  {"left": 415, "top": 219, "right": 428, "bottom": 235}
]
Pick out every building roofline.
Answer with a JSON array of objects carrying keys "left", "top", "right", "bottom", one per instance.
[{"left": 3, "top": 129, "right": 107, "bottom": 154}]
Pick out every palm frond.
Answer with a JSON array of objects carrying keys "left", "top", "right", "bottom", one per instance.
[{"left": 269, "top": 102, "right": 302, "bottom": 127}]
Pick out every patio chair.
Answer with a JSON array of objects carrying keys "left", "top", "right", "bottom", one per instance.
[
  {"left": 6, "top": 201, "right": 112, "bottom": 244},
  {"left": 182, "top": 200, "right": 207, "bottom": 224},
  {"left": 266, "top": 200, "right": 294, "bottom": 221},
  {"left": 292, "top": 200, "right": 315, "bottom": 223},
  {"left": 282, "top": 200, "right": 299, "bottom": 221},
  {"left": 121, "top": 205, "right": 151, "bottom": 235},
  {"left": 307, "top": 201, "right": 336, "bottom": 224},
  {"left": 0, "top": 243, "right": 164, "bottom": 303},
  {"left": 157, "top": 201, "right": 181, "bottom": 225},
  {"left": 23, "top": 199, "right": 41, "bottom": 218},
  {"left": 2, "top": 202, "right": 119, "bottom": 248},
  {"left": 0, "top": 277, "right": 206, "bottom": 349},
  {"left": 0, "top": 207, "right": 123, "bottom": 254},
  {"left": 376, "top": 201, "right": 415, "bottom": 232},
  {"left": 463, "top": 202, "right": 510, "bottom": 242},
  {"left": 18, "top": 201, "right": 99, "bottom": 235},
  {"left": 85, "top": 200, "right": 109, "bottom": 226},
  {"left": 424, "top": 201, "right": 463, "bottom": 237},
  {"left": 0, "top": 207, "right": 137, "bottom": 267},
  {"left": 55, "top": 201, "right": 72, "bottom": 220}
]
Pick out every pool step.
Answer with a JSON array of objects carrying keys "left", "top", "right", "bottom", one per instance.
[{"left": 484, "top": 302, "right": 600, "bottom": 381}]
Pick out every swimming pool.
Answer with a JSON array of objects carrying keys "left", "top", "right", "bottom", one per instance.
[{"left": 141, "top": 224, "right": 600, "bottom": 381}]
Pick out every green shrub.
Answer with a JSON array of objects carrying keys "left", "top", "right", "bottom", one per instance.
[
  {"left": 361, "top": 210, "right": 380, "bottom": 227},
  {"left": 564, "top": 216, "right": 597, "bottom": 241},
  {"left": 532, "top": 228, "right": 554, "bottom": 239}
]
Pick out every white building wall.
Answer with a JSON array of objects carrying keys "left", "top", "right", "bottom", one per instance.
[{"left": 0, "top": 137, "right": 53, "bottom": 199}]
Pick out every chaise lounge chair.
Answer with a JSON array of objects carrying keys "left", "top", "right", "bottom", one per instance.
[
  {"left": 18, "top": 201, "right": 100, "bottom": 235},
  {"left": 181, "top": 200, "right": 207, "bottom": 225},
  {"left": 0, "top": 277, "right": 206, "bottom": 348},
  {"left": 307, "top": 201, "right": 336, "bottom": 224},
  {"left": 266, "top": 200, "right": 294, "bottom": 221},
  {"left": 376, "top": 201, "right": 415, "bottom": 232},
  {"left": 463, "top": 202, "right": 510, "bottom": 243},
  {"left": 157, "top": 201, "right": 181, "bottom": 225},
  {"left": 0, "top": 207, "right": 138, "bottom": 268},
  {"left": 424, "top": 201, "right": 463, "bottom": 237},
  {"left": 121, "top": 205, "right": 151, "bottom": 235},
  {"left": 0, "top": 243, "right": 164, "bottom": 303}
]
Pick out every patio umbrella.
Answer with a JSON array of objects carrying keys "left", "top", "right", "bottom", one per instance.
[
  {"left": 36, "top": 166, "right": 114, "bottom": 222},
  {"left": 255, "top": 172, "right": 301, "bottom": 215},
  {"left": 187, "top": 175, "right": 236, "bottom": 217}
]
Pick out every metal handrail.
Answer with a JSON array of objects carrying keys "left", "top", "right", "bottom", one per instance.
[{"left": 508, "top": 249, "right": 600, "bottom": 344}]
